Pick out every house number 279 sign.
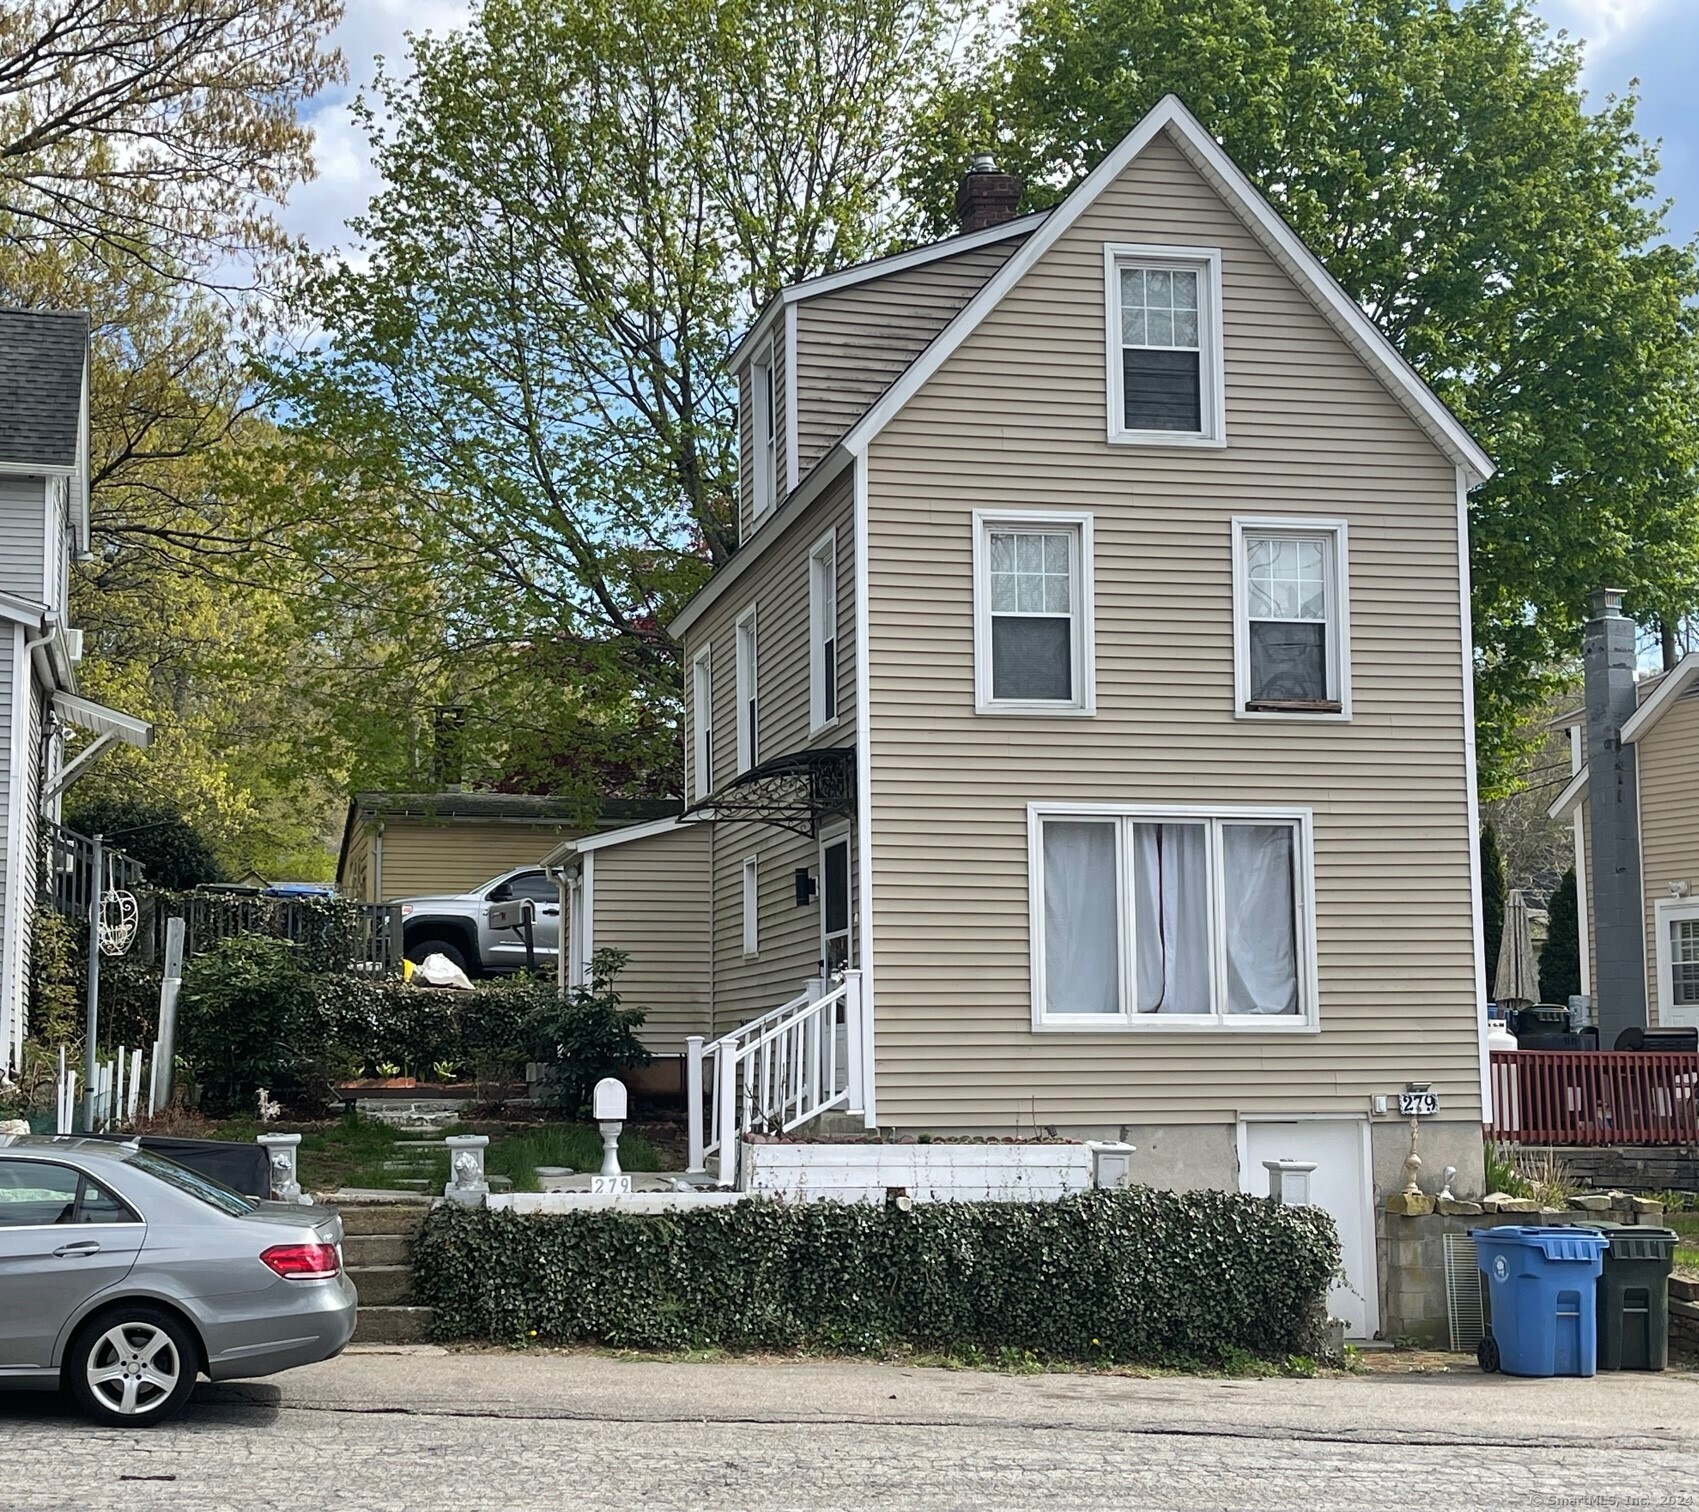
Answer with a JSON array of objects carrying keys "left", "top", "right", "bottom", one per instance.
[{"left": 1398, "top": 1090, "right": 1439, "bottom": 1117}]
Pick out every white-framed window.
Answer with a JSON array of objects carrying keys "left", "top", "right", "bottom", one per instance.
[
  {"left": 809, "top": 529, "right": 839, "bottom": 731},
  {"left": 1103, "top": 243, "right": 1224, "bottom": 446},
  {"left": 972, "top": 510, "right": 1095, "bottom": 715},
  {"left": 1231, "top": 518, "right": 1350, "bottom": 719},
  {"left": 750, "top": 339, "right": 777, "bottom": 520},
  {"left": 691, "top": 644, "right": 714, "bottom": 801},
  {"left": 735, "top": 606, "right": 758, "bottom": 773},
  {"left": 741, "top": 856, "right": 760, "bottom": 957},
  {"left": 1656, "top": 899, "right": 1699, "bottom": 1027},
  {"left": 1027, "top": 803, "right": 1317, "bottom": 1031}
]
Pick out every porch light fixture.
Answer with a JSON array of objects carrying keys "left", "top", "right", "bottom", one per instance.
[{"left": 794, "top": 869, "right": 817, "bottom": 907}]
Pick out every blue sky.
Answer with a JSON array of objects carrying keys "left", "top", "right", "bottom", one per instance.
[{"left": 281, "top": 0, "right": 1698, "bottom": 254}]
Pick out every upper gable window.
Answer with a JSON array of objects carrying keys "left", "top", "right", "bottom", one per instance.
[
  {"left": 750, "top": 340, "right": 777, "bottom": 521},
  {"left": 1231, "top": 517, "right": 1351, "bottom": 720},
  {"left": 972, "top": 510, "right": 1095, "bottom": 716},
  {"left": 1105, "top": 245, "right": 1224, "bottom": 446}
]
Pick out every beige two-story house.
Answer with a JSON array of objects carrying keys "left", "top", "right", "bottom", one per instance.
[{"left": 558, "top": 97, "right": 1494, "bottom": 1337}]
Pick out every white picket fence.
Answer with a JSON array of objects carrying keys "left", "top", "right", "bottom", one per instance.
[{"left": 55, "top": 1043, "right": 152, "bottom": 1135}]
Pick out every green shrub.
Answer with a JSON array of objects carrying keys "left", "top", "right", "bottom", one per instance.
[
  {"left": 179, "top": 935, "right": 319, "bottom": 1114},
  {"left": 413, "top": 1188, "right": 1339, "bottom": 1365},
  {"left": 523, "top": 949, "right": 650, "bottom": 1115}
]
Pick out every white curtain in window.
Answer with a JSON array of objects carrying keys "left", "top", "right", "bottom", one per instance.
[
  {"left": 1043, "top": 820, "right": 1119, "bottom": 1015},
  {"left": 1133, "top": 823, "right": 1210, "bottom": 1013},
  {"left": 1223, "top": 824, "right": 1299, "bottom": 1015}
]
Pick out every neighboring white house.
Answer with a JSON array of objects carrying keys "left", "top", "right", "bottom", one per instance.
[{"left": 0, "top": 309, "right": 152, "bottom": 1075}]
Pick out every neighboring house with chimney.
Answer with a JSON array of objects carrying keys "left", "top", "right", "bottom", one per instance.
[
  {"left": 1549, "top": 604, "right": 1699, "bottom": 1039},
  {"left": 555, "top": 96, "right": 1495, "bottom": 1338},
  {"left": 0, "top": 309, "right": 152, "bottom": 1077}
]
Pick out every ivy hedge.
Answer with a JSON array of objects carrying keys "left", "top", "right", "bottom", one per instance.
[{"left": 413, "top": 1188, "right": 1340, "bottom": 1364}]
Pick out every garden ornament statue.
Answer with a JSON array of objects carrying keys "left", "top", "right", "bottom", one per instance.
[
  {"left": 256, "top": 1087, "right": 281, "bottom": 1123},
  {"left": 1439, "top": 1165, "right": 1457, "bottom": 1203},
  {"left": 1401, "top": 1114, "right": 1423, "bottom": 1197},
  {"left": 444, "top": 1133, "right": 490, "bottom": 1204},
  {"left": 258, "top": 1131, "right": 306, "bottom": 1203}
]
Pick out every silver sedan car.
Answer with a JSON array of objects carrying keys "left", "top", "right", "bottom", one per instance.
[{"left": 0, "top": 1135, "right": 356, "bottom": 1425}]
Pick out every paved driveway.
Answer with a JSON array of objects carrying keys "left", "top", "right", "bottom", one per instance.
[{"left": 2, "top": 1348, "right": 1695, "bottom": 1510}]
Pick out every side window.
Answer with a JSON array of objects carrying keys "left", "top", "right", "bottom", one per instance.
[
  {"left": 1233, "top": 519, "right": 1350, "bottom": 718},
  {"left": 76, "top": 1176, "right": 140, "bottom": 1225},
  {"left": 508, "top": 872, "right": 558, "bottom": 903},
  {"left": 692, "top": 645, "right": 714, "bottom": 801},
  {"left": 0, "top": 1160, "right": 80, "bottom": 1226},
  {"left": 973, "top": 512, "right": 1094, "bottom": 715},
  {"left": 741, "top": 857, "right": 759, "bottom": 957},
  {"left": 750, "top": 341, "right": 777, "bottom": 520},
  {"left": 735, "top": 607, "right": 759, "bottom": 772},
  {"left": 809, "top": 531, "right": 838, "bottom": 730},
  {"left": 1106, "top": 246, "right": 1223, "bottom": 445}
]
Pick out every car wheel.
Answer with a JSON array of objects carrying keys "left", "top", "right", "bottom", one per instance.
[
  {"left": 407, "top": 938, "right": 472, "bottom": 975},
  {"left": 67, "top": 1306, "right": 198, "bottom": 1426}
]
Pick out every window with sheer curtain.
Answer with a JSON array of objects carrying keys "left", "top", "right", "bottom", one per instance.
[{"left": 1032, "top": 808, "right": 1311, "bottom": 1027}]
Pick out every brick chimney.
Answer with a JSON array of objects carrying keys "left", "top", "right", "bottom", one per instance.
[
  {"left": 956, "top": 153, "right": 1022, "bottom": 233},
  {"left": 1582, "top": 587, "right": 1648, "bottom": 1044}
]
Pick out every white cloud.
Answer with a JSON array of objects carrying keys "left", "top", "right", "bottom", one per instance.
[
  {"left": 279, "top": 0, "right": 473, "bottom": 256},
  {"left": 1537, "top": 0, "right": 1677, "bottom": 52}
]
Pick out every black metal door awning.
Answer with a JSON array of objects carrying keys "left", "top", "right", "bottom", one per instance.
[{"left": 681, "top": 746, "right": 854, "bottom": 837}]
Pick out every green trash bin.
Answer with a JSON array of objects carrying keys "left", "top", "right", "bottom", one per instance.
[{"left": 1580, "top": 1222, "right": 1679, "bottom": 1371}]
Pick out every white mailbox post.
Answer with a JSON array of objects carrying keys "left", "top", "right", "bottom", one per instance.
[
  {"left": 593, "top": 1077, "right": 628, "bottom": 1182},
  {"left": 1262, "top": 1158, "right": 1318, "bottom": 1207}
]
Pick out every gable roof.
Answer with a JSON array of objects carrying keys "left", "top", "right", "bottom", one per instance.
[
  {"left": 1621, "top": 651, "right": 1699, "bottom": 745},
  {"left": 727, "top": 212, "right": 1050, "bottom": 372},
  {"left": 0, "top": 308, "right": 88, "bottom": 471},
  {"left": 841, "top": 94, "right": 1493, "bottom": 484}
]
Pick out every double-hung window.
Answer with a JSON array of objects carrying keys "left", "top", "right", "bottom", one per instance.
[
  {"left": 1105, "top": 245, "right": 1223, "bottom": 445},
  {"left": 1029, "top": 804, "right": 1316, "bottom": 1030},
  {"left": 691, "top": 645, "right": 714, "bottom": 801},
  {"left": 809, "top": 531, "right": 838, "bottom": 730},
  {"left": 1657, "top": 900, "right": 1699, "bottom": 1024},
  {"left": 750, "top": 341, "right": 777, "bottom": 520},
  {"left": 1232, "top": 518, "right": 1350, "bottom": 717},
  {"left": 735, "top": 607, "right": 758, "bottom": 772},
  {"left": 973, "top": 511, "right": 1094, "bottom": 714}
]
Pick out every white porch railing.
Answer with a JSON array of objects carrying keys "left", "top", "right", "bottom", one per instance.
[{"left": 687, "top": 969, "right": 869, "bottom": 1185}]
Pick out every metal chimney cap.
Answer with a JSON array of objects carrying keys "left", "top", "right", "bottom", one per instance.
[
  {"left": 969, "top": 152, "right": 998, "bottom": 174},
  {"left": 1590, "top": 587, "right": 1627, "bottom": 619}
]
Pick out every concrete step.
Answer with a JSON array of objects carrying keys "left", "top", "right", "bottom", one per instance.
[
  {"left": 334, "top": 1201, "right": 431, "bottom": 1237},
  {"left": 348, "top": 1264, "right": 412, "bottom": 1306},
  {"left": 352, "top": 1306, "right": 433, "bottom": 1345},
  {"left": 343, "top": 1232, "right": 411, "bottom": 1267}
]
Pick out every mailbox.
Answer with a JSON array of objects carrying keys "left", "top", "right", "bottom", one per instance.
[
  {"left": 487, "top": 898, "right": 535, "bottom": 933},
  {"left": 593, "top": 1077, "right": 628, "bottom": 1122}
]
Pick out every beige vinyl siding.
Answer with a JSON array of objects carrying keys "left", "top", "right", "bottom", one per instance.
[
  {"left": 685, "top": 466, "right": 857, "bottom": 1027},
  {"left": 0, "top": 477, "right": 46, "bottom": 603},
  {"left": 1637, "top": 688, "right": 1699, "bottom": 1024},
  {"left": 792, "top": 237, "right": 1028, "bottom": 476},
  {"left": 864, "top": 129, "right": 1480, "bottom": 1129},
  {"left": 377, "top": 820, "right": 581, "bottom": 900},
  {"left": 0, "top": 627, "right": 13, "bottom": 1034},
  {"left": 589, "top": 824, "right": 711, "bottom": 1052}
]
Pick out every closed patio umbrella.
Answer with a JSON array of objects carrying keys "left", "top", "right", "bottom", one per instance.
[{"left": 1494, "top": 887, "right": 1539, "bottom": 1009}]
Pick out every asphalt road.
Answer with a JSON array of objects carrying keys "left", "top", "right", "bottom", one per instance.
[{"left": 2, "top": 1347, "right": 1696, "bottom": 1511}]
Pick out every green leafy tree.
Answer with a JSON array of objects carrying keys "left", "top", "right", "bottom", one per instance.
[
  {"left": 905, "top": 0, "right": 1699, "bottom": 794},
  {"left": 272, "top": 0, "right": 953, "bottom": 795},
  {"left": 61, "top": 798, "right": 224, "bottom": 888},
  {"left": 1480, "top": 822, "right": 1507, "bottom": 992},
  {"left": 1539, "top": 864, "right": 1582, "bottom": 1006}
]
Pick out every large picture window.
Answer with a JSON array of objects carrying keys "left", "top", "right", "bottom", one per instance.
[
  {"left": 973, "top": 511, "right": 1095, "bottom": 715},
  {"left": 1028, "top": 805, "right": 1316, "bottom": 1030},
  {"left": 1104, "top": 244, "right": 1223, "bottom": 445},
  {"left": 1232, "top": 518, "right": 1350, "bottom": 719}
]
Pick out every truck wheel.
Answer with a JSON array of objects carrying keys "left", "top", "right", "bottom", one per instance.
[{"left": 407, "top": 938, "right": 472, "bottom": 975}]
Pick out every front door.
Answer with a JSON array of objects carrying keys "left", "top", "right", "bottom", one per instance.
[
  {"left": 1240, "top": 1118, "right": 1376, "bottom": 1339},
  {"left": 819, "top": 828, "right": 852, "bottom": 976},
  {"left": 0, "top": 1160, "right": 144, "bottom": 1370}
]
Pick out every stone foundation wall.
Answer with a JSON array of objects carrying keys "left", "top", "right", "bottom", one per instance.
[
  {"left": 1378, "top": 1194, "right": 1667, "bottom": 1346},
  {"left": 1537, "top": 1146, "right": 1699, "bottom": 1194},
  {"left": 1672, "top": 1279, "right": 1699, "bottom": 1361}
]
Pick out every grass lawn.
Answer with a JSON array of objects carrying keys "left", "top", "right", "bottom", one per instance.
[
  {"left": 204, "top": 1114, "right": 663, "bottom": 1194},
  {"left": 1670, "top": 1211, "right": 1699, "bottom": 1275}
]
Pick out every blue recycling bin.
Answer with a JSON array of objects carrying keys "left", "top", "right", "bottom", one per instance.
[{"left": 1471, "top": 1226, "right": 1609, "bottom": 1377}]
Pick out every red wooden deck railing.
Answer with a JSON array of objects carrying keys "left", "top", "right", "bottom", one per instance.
[{"left": 1488, "top": 1049, "right": 1699, "bottom": 1147}]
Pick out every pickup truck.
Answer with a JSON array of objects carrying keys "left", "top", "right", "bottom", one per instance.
[{"left": 395, "top": 866, "right": 561, "bottom": 977}]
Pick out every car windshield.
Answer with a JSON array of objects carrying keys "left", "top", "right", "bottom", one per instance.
[{"left": 124, "top": 1149, "right": 256, "bottom": 1216}]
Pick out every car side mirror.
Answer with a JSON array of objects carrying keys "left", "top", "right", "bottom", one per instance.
[{"left": 487, "top": 882, "right": 512, "bottom": 904}]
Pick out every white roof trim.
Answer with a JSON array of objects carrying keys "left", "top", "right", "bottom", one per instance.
[
  {"left": 1548, "top": 765, "right": 1589, "bottom": 821},
  {"left": 726, "top": 214, "right": 1047, "bottom": 370},
  {"left": 840, "top": 94, "right": 1494, "bottom": 485},
  {"left": 0, "top": 591, "right": 46, "bottom": 628},
  {"left": 52, "top": 690, "right": 152, "bottom": 749},
  {"left": 1621, "top": 651, "right": 1699, "bottom": 745},
  {"left": 540, "top": 814, "right": 683, "bottom": 867}
]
